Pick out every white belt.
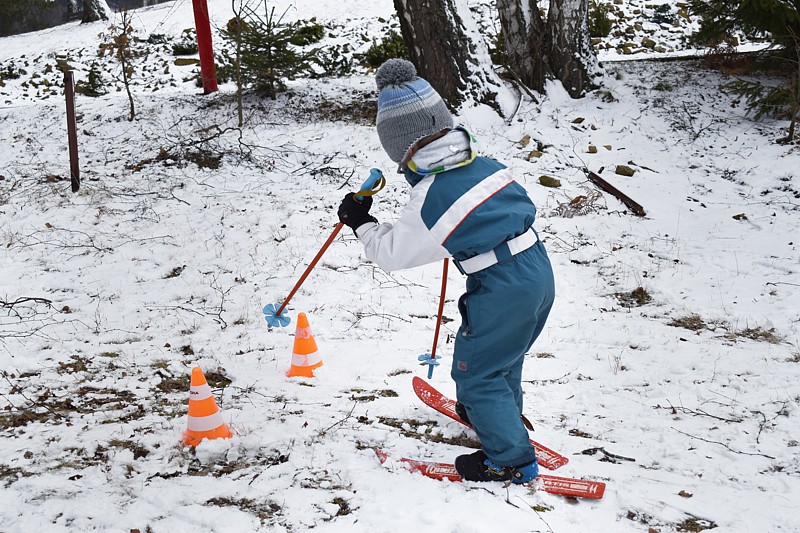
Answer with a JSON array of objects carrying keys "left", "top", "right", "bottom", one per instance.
[{"left": 454, "top": 227, "right": 539, "bottom": 275}]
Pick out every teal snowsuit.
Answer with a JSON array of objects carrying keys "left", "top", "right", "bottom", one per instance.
[{"left": 354, "top": 128, "right": 555, "bottom": 467}]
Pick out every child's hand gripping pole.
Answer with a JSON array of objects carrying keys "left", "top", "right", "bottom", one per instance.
[
  {"left": 263, "top": 169, "right": 386, "bottom": 328},
  {"left": 418, "top": 258, "right": 449, "bottom": 378}
]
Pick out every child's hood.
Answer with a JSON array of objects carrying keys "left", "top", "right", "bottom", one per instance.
[{"left": 404, "top": 126, "right": 477, "bottom": 186}]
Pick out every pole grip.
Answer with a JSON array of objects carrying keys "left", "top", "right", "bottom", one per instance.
[{"left": 355, "top": 168, "right": 385, "bottom": 201}]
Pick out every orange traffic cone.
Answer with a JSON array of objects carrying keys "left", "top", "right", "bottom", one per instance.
[
  {"left": 183, "top": 366, "right": 233, "bottom": 446},
  {"left": 287, "top": 312, "right": 323, "bottom": 377}
]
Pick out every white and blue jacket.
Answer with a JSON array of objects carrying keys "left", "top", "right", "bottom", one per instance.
[{"left": 355, "top": 128, "right": 537, "bottom": 272}]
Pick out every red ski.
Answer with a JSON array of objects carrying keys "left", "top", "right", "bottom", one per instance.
[
  {"left": 376, "top": 450, "right": 605, "bottom": 499},
  {"left": 412, "top": 376, "right": 569, "bottom": 470}
]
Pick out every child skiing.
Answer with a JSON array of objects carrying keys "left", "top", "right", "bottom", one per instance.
[{"left": 337, "top": 59, "right": 555, "bottom": 484}]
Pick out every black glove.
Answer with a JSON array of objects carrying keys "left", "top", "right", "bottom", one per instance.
[{"left": 337, "top": 193, "right": 377, "bottom": 232}]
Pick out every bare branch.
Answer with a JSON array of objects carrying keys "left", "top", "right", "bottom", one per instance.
[
  {"left": 671, "top": 427, "right": 776, "bottom": 459},
  {"left": 656, "top": 400, "right": 744, "bottom": 423}
]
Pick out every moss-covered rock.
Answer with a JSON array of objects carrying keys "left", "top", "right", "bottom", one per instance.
[
  {"left": 539, "top": 175, "right": 562, "bottom": 188},
  {"left": 615, "top": 165, "right": 636, "bottom": 176}
]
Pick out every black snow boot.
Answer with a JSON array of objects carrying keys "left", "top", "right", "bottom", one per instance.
[
  {"left": 454, "top": 450, "right": 539, "bottom": 484},
  {"left": 454, "top": 401, "right": 471, "bottom": 426}
]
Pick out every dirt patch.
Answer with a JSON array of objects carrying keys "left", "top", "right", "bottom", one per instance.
[
  {"left": 569, "top": 428, "right": 595, "bottom": 439},
  {"left": 378, "top": 416, "right": 481, "bottom": 448},
  {"left": 329, "top": 497, "right": 352, "bottom": 518},
  {"left": 156, "top": 375, "right": 191, "bottom": 393},
  {"left": 126, "top": 147, "right": 223, "bottom": 172},
  {"left": 163, "top": 266, "right": 185, "bottom": 279},
  {"left": 349, "top": 388, "right": 396, "bottom": 402},
  {"left": 308, "top": 97, "right": 377, "bottom": 125},
  {"left": 204, "top": 368, "right": 233, "bottom": 389},
  {"left": 676, "top": 516, "right": 717, "bottom": 532},
  {"left": 727, "top": 326, "right": 782, "bottom": 344},
  {"left": 57, "top": 355, "right": 91, "bottom": 374},
  {"left": 552, "top": 191, "right": 605, "bottom": 218},
  {"left": 107, "top": 439, "right": 150, "bottom": 460},
  {"left": 188, "top": 450, "right": 289, "bottom": 478},
  {"left": 0, "top": 464, "right": 32, "bottom": 488},
  {"left": 0, "top": 410, "right": 52, "bottom": 428},
  {"left": 205, "top": 497, "right": 282, "bottom": 524},
  {"left": 668, "top": 314, "right": 706, "bottom": 331},
  {"left": 185, "top": 149, "right": 222, "bottom": 170},
  {"left": 614, "top": 287, "right": 652, "bottom": 307}
]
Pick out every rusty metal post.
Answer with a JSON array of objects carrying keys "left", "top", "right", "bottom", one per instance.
[
  {"left": 191, "top": 0, "right": 218, "bottom": 94},
  {"left": 64, "top": 70, "right": 80, "bottom": 193}
]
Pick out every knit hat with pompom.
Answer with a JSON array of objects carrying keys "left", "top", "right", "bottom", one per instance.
[{"left": 375, "top": 59, "right": 454, "bottom": 163}]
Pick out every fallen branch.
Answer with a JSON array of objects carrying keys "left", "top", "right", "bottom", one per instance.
[
  {"left": 522, "top": 371, "right": 571, "bottom": 385},
  {"left": 1, "top": 371, "right": 64, "bottom": 421},
  {"left": 584, "top": 169, "right": 646, "bottom": 217},
  {"left": 752, "top": 402, "right": 789, "bottom": 445},
  {"left": 656, "top": 401, "right": 744, "bottom": 423},
  {"left": 578, "top": 446, "right": 636, "bottom": 463},
  {"left": 671, "top": 427, "right": 776, "bottom": 459},
  {"left": 318, "top": 401, "right": 358, "bottom": 436},
  {"left": 1, "top": 297, "right": 53, "bottom": 309}
]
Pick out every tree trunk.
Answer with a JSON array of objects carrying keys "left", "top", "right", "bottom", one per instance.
[
  {"left": 82, "top": 0, "right": 111, "bottom": 23},
  {"left": 496, "top": 0, "right": 549, "bottom": 93},
  {"left": 121, "top": 53, "right": 135, "bottom": 121},
  {"left": 546, "top": 0, "right": 598, "bottom": 97},
  {"left": 394, "top": 0, "right": 510, "bottom": 114}
]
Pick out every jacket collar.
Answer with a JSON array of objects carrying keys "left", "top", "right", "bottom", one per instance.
[{"left": 403, "top": 126, "right": 477, "bottom": 186}]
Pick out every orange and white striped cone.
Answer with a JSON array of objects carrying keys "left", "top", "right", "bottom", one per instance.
[
  {"left": 182, "top": 366, "right": 233, "bottom": 447},
  {"left": 287, "top": 312, "right": 323, "bottom": 378}
]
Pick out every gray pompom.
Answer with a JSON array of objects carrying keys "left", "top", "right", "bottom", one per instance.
[{"left": 375, "top": 59, "right": 416, "bottom": 90}]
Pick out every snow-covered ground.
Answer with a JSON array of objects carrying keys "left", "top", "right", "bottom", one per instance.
[{"left": 1, "top": 1, "right": 799, "bottom": 532}]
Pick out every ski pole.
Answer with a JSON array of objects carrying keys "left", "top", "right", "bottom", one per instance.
[
  {"left": 418, "top": 258, "right": 449, "bottom": 378},
  {"left": 263, "top": 169, "right": 386, "bottom": 327},
  {"left": 263, "top": 223, "right": 344, "bottom": 327}
]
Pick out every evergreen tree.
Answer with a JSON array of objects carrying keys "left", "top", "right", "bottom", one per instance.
[
  {"left": 76, "top": 61, "right": 108, "bottom": 97},
  {"left": 689, "top": 0, "right": 800, "bottom": 57},
  {"left": 690, "top": 0, "right": 800, "bottom": 141},
  {"left": 222, "top": 2, "right": 317, "bottom": 99},
  {"left": 0, "top": 0, "right": 56, "bottom": 37}
]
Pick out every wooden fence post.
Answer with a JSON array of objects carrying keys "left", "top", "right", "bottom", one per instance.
[{"left": 64, "top": 70, "right": 80, "bottom": 193}]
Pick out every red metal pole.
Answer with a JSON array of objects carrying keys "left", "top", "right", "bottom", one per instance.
[
  {"left": 430, "top": 259, "right": 449, "bottom": 359},
  {"left": 191, "top": 0, "right": 218, "bottom": 94},
  {"left": 64, "top": 71, "right": 80, "bottom": 193}
]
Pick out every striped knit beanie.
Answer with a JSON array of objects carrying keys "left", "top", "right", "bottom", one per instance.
[{"left": 375, "top": 59, "right": 454, "bottom": 163}]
